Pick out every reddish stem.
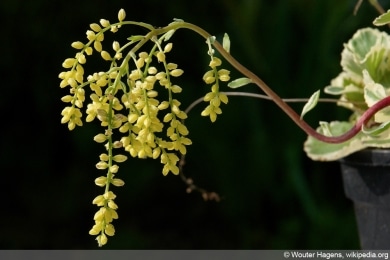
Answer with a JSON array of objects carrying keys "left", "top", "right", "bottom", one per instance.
[{"left": 175, "top": 22, "right": 390, "bottom": 144}]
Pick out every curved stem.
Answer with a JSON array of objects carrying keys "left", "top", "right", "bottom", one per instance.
[{"left": 164, "top": 22, "right": 390, "bottom": 144}]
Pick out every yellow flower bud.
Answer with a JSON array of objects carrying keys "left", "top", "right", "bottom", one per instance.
[
  {"left": 218, "top": 69, "right": 230, "bottom": 81},
  {"left": 71, "top": 41, "right": 84, "bottom": 49},
  {"left": 61, "top": 95, "right": 73, "bottom": 103},
  {"left": 112, "top": 154, "right": 127, "bottom": 163},
  {"left": 163, "top": 113, "right": 173, "bottom": 122},
  {"left": 92, "top": 195, "right": 105, "bottom": 206},
  {"left": 100, "top": 19, "right": 110, "bottom": 27},
  {"left": 167, "top": 63, "right": 178, "bottom": 70},
  {"left": 156, "top": 52, "right": 165, "bottom": 62},
  {"left": 94, "top": 176, "right": 107, "bottom": 187},
  {"left": 101, "top": 51, "right": 111, "bottom": 61},
  {"left": 110, "top": 165, "right": 119, "bottom": 174},
  {"left": 219, "top": 93, "right": 228, "bottom": 104},
  {"left": 86, "top": 30, "right": 96, "bottom": 41},
  {"left": 209, "top": 57, "right": 222, "bottom": 68},
  {"left": 97, "top": 233, "right": 108, "bottom": 247},
  {"left": 94, "top": 41, "right": 102, "bottom": 52},
  {"left": 76, "top": 53, "right": 86, "bottom": 64},
  {"left": 148, "top": 67, "right": 158, "bottom": 75},
  {"left": 108, "top": 200, "right": 118, "bottom": 210},
  {"left": 96, "top": 161, "right": 108, "bottom": 170},
  {"left": 118, "top": 9, "right": 126, "bottom": 22},
  {"left": 94, "top": 208, "right": 105, "bottom": 221},
  {"left": 164, "top": 43, "right": 173, "bottom": 53},
  {"left": 90, "top": 23, "right": 101, "bottom": 32},
  {"left": 85, "top": 47, "right": 93, "bottom": 55},
  {"left": 111, "top": 178, "right": 125, "bottom": 187},
  {"left": 152, "top": 148, "right": 161, "bottom": 159},
  {"left": 112, "top": 41, "right": 120, "bottom": 51},
  {"left": 62, "top": 58, "right": 76, "bottom": 68},
  {"left": 89, "top": 224, "right": 102, "bottom": 235},
  {"left": 177, "top": 124, "right": 189, "bottom": 135},
  {"left": 147, "top": 90, "right": 158, "bottom": 98},
  {"left": 94, "top": 133, "right": 107, "bottom": 143},
  {"left": 203, "top": 92, "right": 216, "bottom": 102},
  {"left": 170, "top": 69, "right": 184, "bottom": 77},
  {"left": 171, "top": 85, "right": 182, "bottom": 93},
  {"left": 104, "top": 191, "right": 116, "bottom": 200},
  {"left": 105, "top": 224, "right": 115, "bottom": 236}
]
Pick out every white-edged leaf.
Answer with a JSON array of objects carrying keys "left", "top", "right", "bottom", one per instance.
[
  {"left": 300, "top": 90, "right": 320, "bottom": 119},
  {"left": 227, "top": 77, "right": 252, "bottom": 88},
  {"left": 362, "top": 121, "right": 390, "bottom": 136},
  {"left": 373, "top": 9, "right": 390, "bottom": 26},
  {"left": 319, "top": 121, "right": 333, "bottom": 137},
  {"left": 324, "top": 86, "right": 345, "bottom": 95},
  {"left": 222, "top": 33, "right": 230, "bottom": 53},
  {"left": 363, "top": 69, "right": 386, "bottom": 106}
]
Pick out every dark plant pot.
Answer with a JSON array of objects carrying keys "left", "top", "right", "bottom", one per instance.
[{"left": 340, "top": 148, "right": 390, "bottom": 249}]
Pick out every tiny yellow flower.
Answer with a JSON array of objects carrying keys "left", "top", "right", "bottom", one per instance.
[
  {"left": 97, "top": 233, "right": 108, "bottom": 247},
  {"left": 92, "top": 195, "right": 105, "bottom": 206},
  {"left": 95, "top": 161, "right": 108, "bottom": 170},
  {"left": 103, "top": 191, "right": 117, "bottom": 200},
  {"left": 89, "top": 223, "right": 102, "bottom": 235},
  {"left": 209, "top": 57, "right": 222, "bottom": 68},
  {"left": 109, "top": 165, "right": 119, "bottom": 174},
  {"left": 108, "top": 200, "right": 118, "bottom": 210},
  {"left": 94, "top": 176, "right": 107, "bottom": 187},
  {"left": 105, "top": 224, "right": 115, "bottom": 236},
  {"left": 218, "top": 69, "right": 230, "bottom": 81}
]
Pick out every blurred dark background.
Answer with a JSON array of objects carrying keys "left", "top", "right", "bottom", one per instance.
[{"left": 1, "top": 0, "right": 388, "bottom": 249}]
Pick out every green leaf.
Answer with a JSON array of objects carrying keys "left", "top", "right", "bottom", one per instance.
[
  {"left": 319, "top": 121, "right": 333, "bottom": 137},
  {"left": 340, "top": 28, "right": 386, "bottom": 77},
  {"left": 303, "top": 121, "right": 366, "bottom": 161},
  {"left": 227, "top": 77, "right": 252, "bottom": 88},
  {"left": 362, "top": 121, "right": 390, "bottom": 136},
  {"left": 373, "top": 9, "right": 390, "bottom": 26},
  {"left": 363, "top": 72, "right": 386, "bottom": 107},
  {"left": 363, "top": 70, "right": 390, "bottom": 123},
  {"left": 324, "top": 86, "right": 345, "bottom": 95},
  {"left": 222, "top": 33, "right": 230, "bottom": 53},
  {"left": 300, "top": 90, "right": 320, "bottom": 119}
]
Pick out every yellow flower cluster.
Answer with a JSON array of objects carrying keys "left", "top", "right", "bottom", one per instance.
[
  {"left": 59, "top": 9, "right": 195, "bottom": 246},
  {"left": 201, "top": 56, "right": 229, "bottom": 122},
  {"left": 118, "top": 47, "right": 192, "bottom": 175}
]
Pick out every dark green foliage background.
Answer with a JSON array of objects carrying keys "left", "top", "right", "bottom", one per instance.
[{"left": 1, "top": 0, "right": 388, "bottom": 249}]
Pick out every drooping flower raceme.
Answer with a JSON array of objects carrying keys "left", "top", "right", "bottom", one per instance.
[{"left": 59, "top": 9, "right": 233, "bottom": 246}]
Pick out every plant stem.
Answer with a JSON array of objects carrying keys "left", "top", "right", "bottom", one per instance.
[{"left": 159, "top": 21, "right": 390, "bottom": 144}]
